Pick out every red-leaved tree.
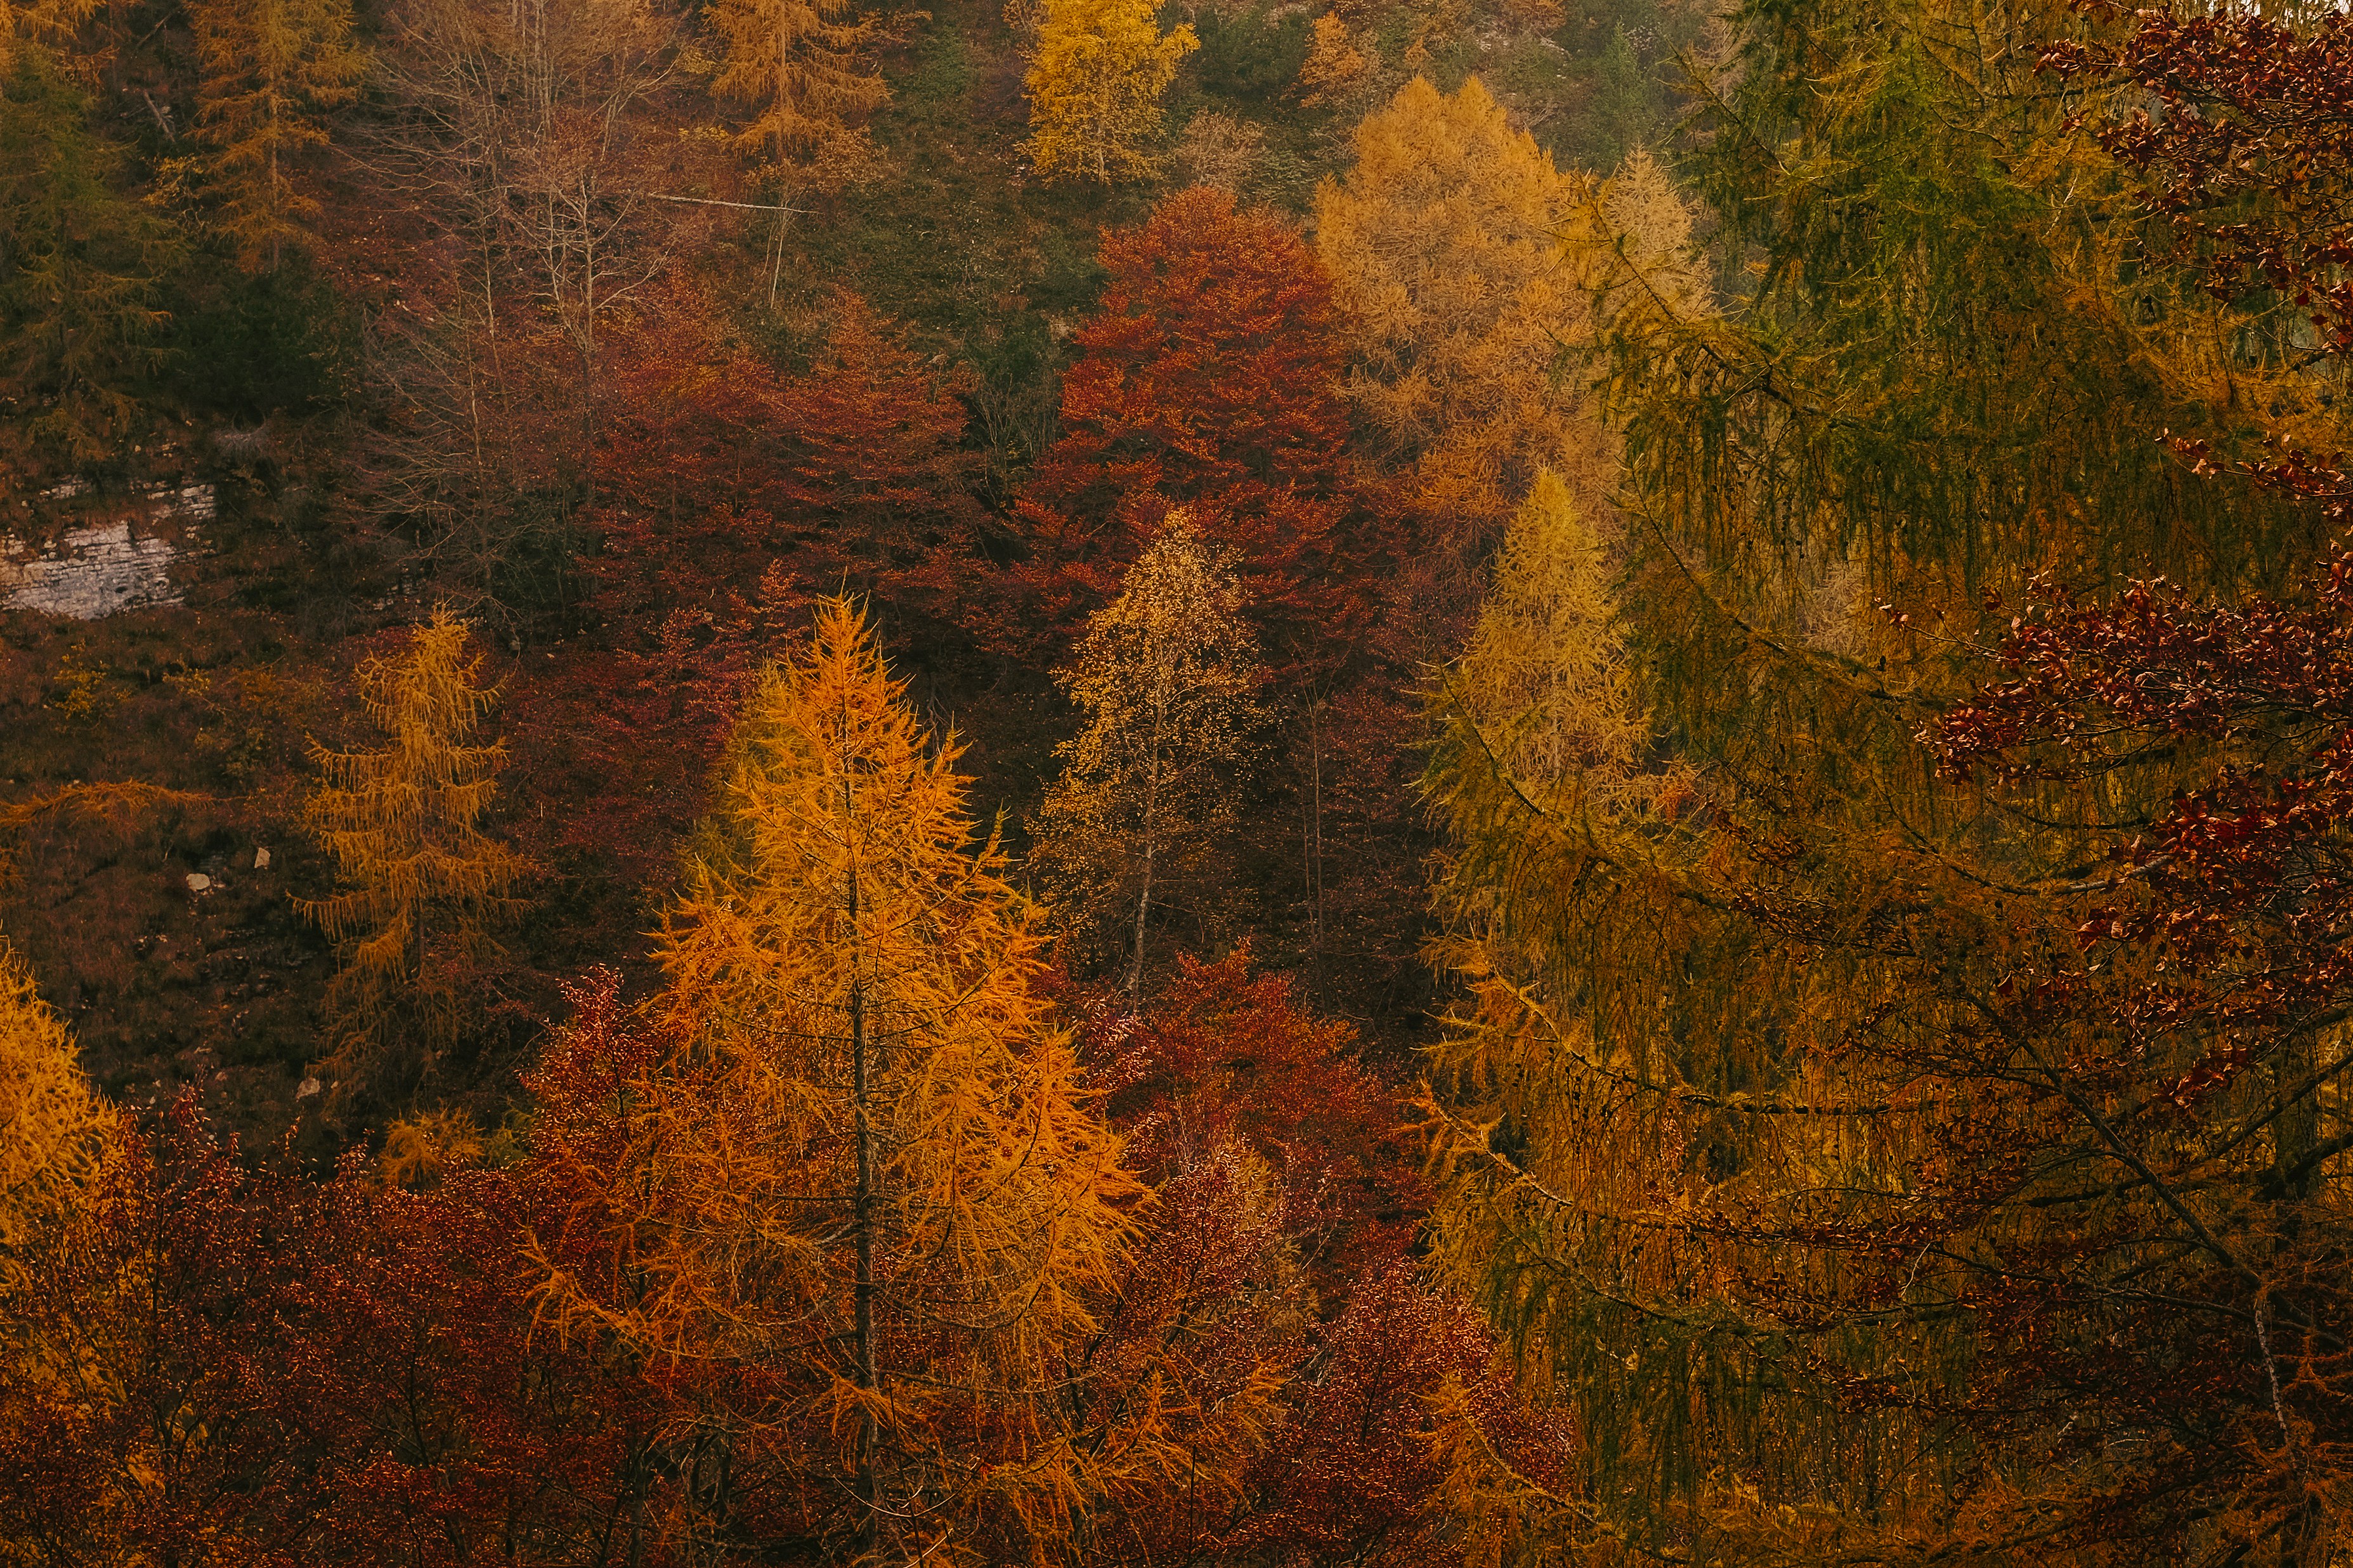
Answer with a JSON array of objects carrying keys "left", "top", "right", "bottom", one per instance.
[
  {"left": 1006, "top": 186, "right": 1366, "bottom": 667},
  {"left": 511, "top": 288, "right": 985, "bottom": 892}
]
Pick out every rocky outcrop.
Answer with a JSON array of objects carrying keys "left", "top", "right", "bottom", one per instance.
[{"left": 1, "top": 483, "right": 213, "bottom": 619}]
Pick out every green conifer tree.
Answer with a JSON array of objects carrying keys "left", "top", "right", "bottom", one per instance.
[
  {"left": 0, "top": 53, "right": 180, "bottom": 480},
  {"left": 1581, "top": 23, "right": 1655, "bottom": 170}
]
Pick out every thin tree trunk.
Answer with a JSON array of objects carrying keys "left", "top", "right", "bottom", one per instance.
[
  {"left": 1128, "top": 701, "right": 1166, "bottom": 1002},
  {"left": 845, "top": 758, "right": 879, "bottom": 1558},
  {"left": 1305, "top": 699, "right": 1324, "bottom": 1001}
]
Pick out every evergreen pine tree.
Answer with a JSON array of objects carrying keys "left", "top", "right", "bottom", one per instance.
[{"left": 1582, "top": 23, "right": 1655, "bottom": 171}]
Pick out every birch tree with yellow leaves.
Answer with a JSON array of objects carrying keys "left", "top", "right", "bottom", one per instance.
[
  {"left": 298, "top": 608, "right": 531, "bottom": 1084},
  {"left": 1024, "top": 0, "right": 1195, "bottom": 185},
  {"left": 1031, "top": 514, "right": 1265, "bottom": 997},
  {"left": 530, "top": 598, "right": 1144, "bottom": 1563}
]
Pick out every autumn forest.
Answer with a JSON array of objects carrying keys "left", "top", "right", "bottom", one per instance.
[{"left": 8, "top": 0, "right": 2353, "bottom": 1559}]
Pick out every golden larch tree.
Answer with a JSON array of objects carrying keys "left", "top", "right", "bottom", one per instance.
[
  {"left": 0, "top": 929, "right": 127, "bottom": 1563},
  {"left": 1443, "top": 467, "right": 1672, "bottom": 805},
  {"left": 1599, "top": 145, "right": 1709, "bottom": 320},
  {"left": 532, "top": 597, "right": 1144, "bottom": 1562},
  {"left": 188, "top": 0, "right": 365, "bottom": 271},
  {"left": 0, "top": 931, "right": 116, "bottom": 1295},
  {"left": 1417, "top": 468, "right": 1722, "bottom": 1546},
  {"left": 1293, "top": 13, "right": 1368, "bottom": 107},
  {"left": 1316, "top": 75, "right": 1595, "bottom": 536},
  {"left": 707, "top": 0, "right": 887, "bottom": 179},
  {"left": 297, "top": 607, "right": 530, "bottom": 1070},
  {"left": 1031, "top": 512, "right": 1265, "bottom": 997},
  {"left": 1024, "top": 0, "right": 1196, "bottom": 186}
]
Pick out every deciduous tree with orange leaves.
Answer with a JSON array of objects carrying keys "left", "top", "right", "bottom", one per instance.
[
  {"left": 528, "top": 598, "right": 1147, "bottom": 1564},
  {"left": 533, "top": 290, "right": 984, "bottom": 891}
]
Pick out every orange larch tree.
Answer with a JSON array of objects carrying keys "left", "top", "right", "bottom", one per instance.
[
  {"left": 528, "top": 598, "right": 1147, "bottom": 1563},
  {"left": 297, "top": 607, "right": 533, "bottom": 1093}
]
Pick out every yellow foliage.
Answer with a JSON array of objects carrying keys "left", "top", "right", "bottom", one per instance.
[
  {"left": 1319, "top": 81, "right": 1709, "bottom": 545},
  {"left": 1419, "top": 464, "right": 1714, "bottom": 1445},
  {"left": 0, "top": 931, "right": 116, "bottom": 1295},
  {"left": 1449, "top": 469, "right": 1682, "bottom": 815},
  {"left": 1597, "top": 145, "right": 1708, "bottom": 321},
  {"left": 1316, "top": 75, "right": 1599, "bottom": 536},
  {"left": 707, "top": 0, "right": 888, "bottom": 178},
  {"left": 1023, "top": 0, "right": 1196, "bottom": 185},
  {"left": 379, "top": 1106, "right": 485, "bottom": 1189},
  {"left": 1029, "top": 513, "right": 1265, "bottom": 995},
  {"left": 297, "top": 607, "right": 531, "bottom": 1073},
  {"left": 1294, "top": 13, "right": 1367, "bottom": 106},
  {"left": 0, "top": 0, "right": 97, "bottom": 81},
  {"left": 188, "top": 0, "right": 365, "bottom": 271},
  {"left": 535, "top": 597, "right": 1145, "bottom": 1560}
]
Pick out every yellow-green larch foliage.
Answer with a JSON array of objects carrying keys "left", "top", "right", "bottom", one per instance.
[
  {"left": 1423, "top": 465, "right": 1699, "bottom": 1032},
  {"left": 297, "top": 607, "right": 530, "bottom": 1061},
  {"left": 1031, "top": 512, "right": 1265, "bottom": 997},
  {"left": 1293, "top": 13, "right": 1367, "bottom": 107},
  {"left": 1597, "top": 145, "right": 1709, "bottom": 321},
  {"left": 188, "top": 0, "right": 365, "bottom": 272},
  {"left": 1316, "top": 75, "right": 1596, "bottom": 536},
  {"left": 535, "top": 598, "right": 1144, "bottom": 1562},
  {"left": 707, "top": 0, "right": 888, "bottom": 181},
  {"left": 0, "top": 0, "right": 95, "bottom": 81},
  {"left": 0, "top": 931, "right": 116, "bottom": 1295},
  {"left": 1023, "top": 0, "right": 1196, "bottom": 186},
  {"left": 1417, "top": 467, "right": 1714, "bottom": 1468},
  {"left": 1444, "top": 468, "right": 1666, "bottom": 805}
]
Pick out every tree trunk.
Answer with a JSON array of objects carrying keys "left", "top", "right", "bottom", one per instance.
[
  {"left": 845, "top": 760, "right": 880, "bottom": 1558},
  {"left": 1128, "top": 703, "right": 1165, "bottom": 1002},
  {"left": 1303, "top": 698, "right": 1324, "bottom": 1001}
]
